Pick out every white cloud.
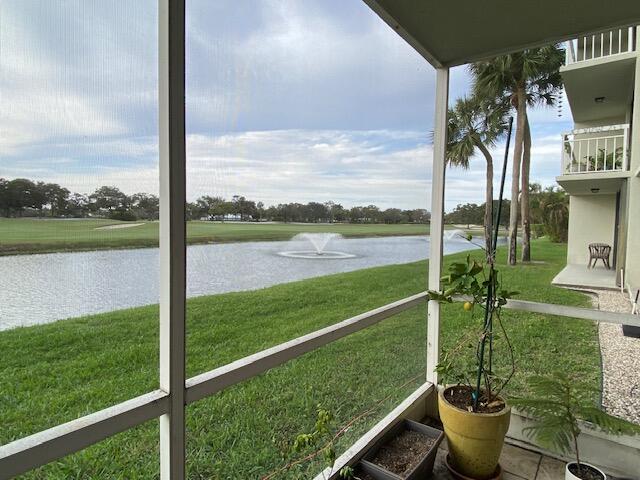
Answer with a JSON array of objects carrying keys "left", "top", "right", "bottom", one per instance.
[
  {"left": 3, "top": 126, "right": 565, "bottom": 212},
  {"left": 445, "top": 131, "right": 565, "bottom": 210},
  {"left": 0, "top": 1, "right": 156, "bottom": 154},
  {"left": 0, "top": 1, "right": 569, "bottom": 212},
  {"left": 186, "top": 129, "right": 432, "bottom": 209}
]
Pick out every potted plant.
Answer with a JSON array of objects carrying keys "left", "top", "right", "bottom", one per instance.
[
  {"left": 357, "top": 419, "right": 444, "bottom": 479},
  {"left": 511, "top": 373, "right": 640, "bottom": 480},
  {"left": 427, "top": 116, "right": 518, "bottom": 479},
  {"left": 428, "top": 250, "right": 517, "bottom": 480}
]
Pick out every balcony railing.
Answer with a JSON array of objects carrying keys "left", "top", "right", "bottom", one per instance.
[
  {"left": 566, "top": 27, "right": 636, "bottom": 64},
  {"left": 561, "top": 124, "right": 630, "bottom": 174}
]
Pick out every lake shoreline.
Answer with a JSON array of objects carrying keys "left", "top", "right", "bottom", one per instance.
[
  {"left": 0, "top": 218, "right": 436, "bottom": 256},
  {"left": 0, "top": 231, "right": 430, "bottom": 257},
  {"left": 2, "top": 235, "right": 459, "bottom": 330}
]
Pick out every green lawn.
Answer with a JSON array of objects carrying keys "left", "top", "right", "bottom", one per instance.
[
  {"left": 0, "top": 218, "right": 430, "bottom": 255},
  {"left": 0, "top": 240, "right": 599, "bottom": 479}
]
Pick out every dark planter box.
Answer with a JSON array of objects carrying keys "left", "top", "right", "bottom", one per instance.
[
  {"left": 358, "top": 419, "right": 444, "bottom": 479},
  {"left": 622, "top": 324, "right": 640, "bottom": 338}
]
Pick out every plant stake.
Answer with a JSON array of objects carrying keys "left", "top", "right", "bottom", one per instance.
[{"left": 473, "top": 116, "right": 513, "bottom": 411}]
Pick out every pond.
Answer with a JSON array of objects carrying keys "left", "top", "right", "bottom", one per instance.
[{"left": 0, "top": 235, "right": 489, "bottom": 330}]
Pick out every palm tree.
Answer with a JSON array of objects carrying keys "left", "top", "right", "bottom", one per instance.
[
  {"left": 520, "top": 49, "right": 564, "bottom": 260},
  {"left": 471, "top": 45, "right": 564, "bottom": 264},
  {"left": 446, "top": 95, "right": 508, "bottom": 254},
  {"left": 537, "top": 186, "right": 569, "bottom": 243}
]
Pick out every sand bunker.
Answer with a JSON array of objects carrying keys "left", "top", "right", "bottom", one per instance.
[{"left": 95, "top": 223, "right": 145, "bottom": 230}]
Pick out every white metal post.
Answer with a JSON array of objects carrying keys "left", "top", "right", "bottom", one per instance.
[
  {"left": 619, "top": 29, "right": 623, "bottom": 54},
  {"left": 600, "top": 32, "right": 604, "bottom": 57},
  {"left": 569, "top": 39, "right": 576, "bottom": 64},
  {"left": 609, "top": 30, "right": 613, "bottom": 56},
  {"left": 159, "top": 0, "right": 186, "bottom": 478},
  {"left": 426, "top": 68, "right": 449, "bottom": 385}
]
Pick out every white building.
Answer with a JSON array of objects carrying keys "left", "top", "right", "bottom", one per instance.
[{"left": 554, "top": 27, "right": 640, "bottom": 296}]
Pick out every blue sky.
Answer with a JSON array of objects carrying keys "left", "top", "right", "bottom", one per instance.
[{"left": 0, "top": 0, "right": 572, "bottom": 211}]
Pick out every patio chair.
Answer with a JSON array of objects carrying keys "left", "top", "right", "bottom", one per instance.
[{"left": 588, "top": 243, "right": 611, "bottom": 269}]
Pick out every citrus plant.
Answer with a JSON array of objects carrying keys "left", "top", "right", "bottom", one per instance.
[{"left": 428, "top": 249, "right": 518, "bottom": 411}]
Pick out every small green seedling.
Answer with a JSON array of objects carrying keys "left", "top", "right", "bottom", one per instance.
[{"left": 290, "top": 407, "right": 360, "bottom": 479}]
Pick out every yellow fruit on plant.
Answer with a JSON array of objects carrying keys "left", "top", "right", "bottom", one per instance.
[{"left": 463, "top": 302, "right": 473, "bottom": 311}]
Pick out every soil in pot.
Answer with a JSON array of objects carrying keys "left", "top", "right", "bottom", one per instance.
[
  {"left": 444, "top": 385, "right": 505, "bottom": 413},
  {"left": 568, "top": 463, "right": 605, "bottom": 480},
  {"left": 368, "top": 429, "right": 436, "bottom": 477}
]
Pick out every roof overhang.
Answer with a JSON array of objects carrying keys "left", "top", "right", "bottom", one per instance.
[
  {"left": 362, "top": 1, "right": 640, "bottom": 68},
  {"left": 561, "top": 54, "right": 636, "bottom": 123},
  {"left": 556, "top": 172, "right": 629, "bottom": 195}
]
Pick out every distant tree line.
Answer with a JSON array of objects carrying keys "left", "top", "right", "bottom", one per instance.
[
  {"left": 0, "top": 177, "right": 430, "bottom": 224},
  {"left": 445, "top": 200, "right": 511, "bottom": 228},
  {"left": 0, "top": 178, "right": 159, "bottom": 221},
  {"left": 187, "top": 196, "right": 430, "bottom": 224}
]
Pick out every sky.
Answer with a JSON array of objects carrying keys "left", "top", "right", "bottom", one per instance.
[{"left": 0, "top": 0, "right": 572, "bottom": 212}]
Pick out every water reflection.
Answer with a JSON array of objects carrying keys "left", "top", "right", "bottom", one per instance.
[{"left": 0, "top": 235, "right": 489, "bottom": 329}]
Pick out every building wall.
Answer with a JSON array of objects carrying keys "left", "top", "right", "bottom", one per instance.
[
  {"left": 561, "top": 34, "right": 639, "bottom": 289},
  {"left": 574, "top": 115, "right": 628, "bottom": 130},
  {"left": 623, "top": 36, "right": 640, "bottom": 289},
  {"left": 623, "top": 178, "right": 639, "bottom": 288},
  {"left": 616, "top": 181, "right": 628, "bottom": 281},
  {"left": 567, "top": 194, "right": 617, "bottom": 265}
]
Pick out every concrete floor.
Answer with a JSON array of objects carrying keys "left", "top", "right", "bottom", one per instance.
[
  {"left": 552, "top": 263, "right": 617, "bottom": 289},
  {"left": 430, "top": 439, "right": 626, "bottom": 480}
]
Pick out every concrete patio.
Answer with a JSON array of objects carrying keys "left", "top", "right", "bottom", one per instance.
[
  {"left": 552, "top": 264, "right": 618, "bottom": 290},
  {"left": 431, "top": 440, "right": 624, "bottom": 480}
]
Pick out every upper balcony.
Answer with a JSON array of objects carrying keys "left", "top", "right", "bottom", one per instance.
[
  {"left": 561, "top": 28, "right": 637, "bottom": 123},
  {"left": 558, "top": 124, "right": 632, "bottom": 195},
  {"left": 566, "top": 27, "right": 636, "bottom": 65},
  {"left": 562, "top": 124, "right": 630, "bottom": 175}
]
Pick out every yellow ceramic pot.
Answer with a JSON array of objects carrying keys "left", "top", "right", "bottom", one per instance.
[{"left": 438, "top": 386, "right": 511, "bottom": 480}]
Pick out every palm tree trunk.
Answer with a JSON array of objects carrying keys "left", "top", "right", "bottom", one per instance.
[
  {"left": 475, "top": 141, "right": 494, "bottom": 257},
  {"left": 521, "top": 117, "right": 532, "bottom": 262},
  {"left": 508, "top": 85, "right": 526, "bottom": 265}
]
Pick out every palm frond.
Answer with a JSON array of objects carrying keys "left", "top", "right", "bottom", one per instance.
[{"left": 445, "top": 95, "right": 508, "bottom": 169}]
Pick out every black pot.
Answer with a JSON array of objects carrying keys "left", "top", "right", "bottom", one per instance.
[{"left": 358, "top": 419, "right": 444, "bottom": 479}]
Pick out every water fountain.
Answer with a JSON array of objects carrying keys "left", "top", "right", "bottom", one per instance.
[
  {"left": 444, "top": 229, "right": 508, "bottom": 249},
  {"left": 444, "top": 229, "right": 468, "bottom": 241},
  {"left": 278, "top": 233, "right": 356, "bottom": 259}
]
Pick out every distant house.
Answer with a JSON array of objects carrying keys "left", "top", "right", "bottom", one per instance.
[
  {"left": 553, "top": 27, "right": 639, "bottom": 295},
  {"left": 202, "top": 213, "right": 248, "bottom": 222}
]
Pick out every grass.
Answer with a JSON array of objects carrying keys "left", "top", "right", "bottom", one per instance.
[
  {"left": 0, "top": 239, "right": 599, "bottom": 479},
  {"left": 0, "top": 218, "right": 430, "bottom": 256}
]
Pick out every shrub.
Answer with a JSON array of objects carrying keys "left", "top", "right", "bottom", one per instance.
[
  {"left": 108, "top": 209, "right": 137, "bottom": 221},
  {"left": 543, "top": 217, "right": 568, "bottom": 243}
]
